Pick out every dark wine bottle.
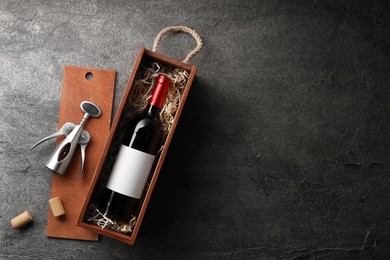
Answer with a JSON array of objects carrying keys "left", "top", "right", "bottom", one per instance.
[{"left": 99, "top": 74, "right": 171, "bottom": 223}]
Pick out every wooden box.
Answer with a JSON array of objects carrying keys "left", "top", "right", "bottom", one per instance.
[{"left": 77, "top": 47, "right": 197, "bottom": 245}]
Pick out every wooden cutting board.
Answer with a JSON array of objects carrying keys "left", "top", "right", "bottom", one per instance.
[{"left": 46, "top": 66, "right": 115, "bottom": 240}]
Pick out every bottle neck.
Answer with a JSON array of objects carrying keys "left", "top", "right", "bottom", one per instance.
[
  {"left": 145, "top": 104, "right": 160, "bottom": 117},
  {"left": 149, "top": 75, "right": 170, "bottom": 108}
]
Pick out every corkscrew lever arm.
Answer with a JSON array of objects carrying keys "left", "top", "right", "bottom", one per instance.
[
  {"left": 30, "top": 122, "right": 76, "bottom": 150},
  {"left": 78, "top": 133, "right": 90, "bottom": 176}
]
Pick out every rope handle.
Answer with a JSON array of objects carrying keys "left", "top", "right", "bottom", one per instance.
[{"left": 152, "top": 26, "right": 203, "bottom": 64}]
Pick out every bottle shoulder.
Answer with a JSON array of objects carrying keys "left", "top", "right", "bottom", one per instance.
[{"left": 122, "top": 113, "right": 162, "bottom": 151}]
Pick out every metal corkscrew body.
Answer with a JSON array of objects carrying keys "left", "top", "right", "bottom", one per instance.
[{"left": 31, "top": 101, "right": 101, "bottom": 176}]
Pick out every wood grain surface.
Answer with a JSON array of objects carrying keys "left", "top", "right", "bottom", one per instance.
[{"left": 46, "top": 66, "right": 115, "bottom": 241}]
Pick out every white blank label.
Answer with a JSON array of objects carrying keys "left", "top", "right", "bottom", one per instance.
[{"left": 106, "top": 145, "right": 156, "bottom": 199}]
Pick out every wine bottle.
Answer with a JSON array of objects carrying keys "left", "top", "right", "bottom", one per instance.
[{"left": 99, "top": 74, "right": 171, "bottom": 223}]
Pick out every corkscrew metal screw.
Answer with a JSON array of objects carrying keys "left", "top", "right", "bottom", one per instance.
[{"left": 31, "top": 101, "right": 101, "bottom": 176}]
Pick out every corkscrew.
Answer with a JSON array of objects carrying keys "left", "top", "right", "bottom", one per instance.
[{"left": 31, "top": 101, "right": 101, "bottom": 176}]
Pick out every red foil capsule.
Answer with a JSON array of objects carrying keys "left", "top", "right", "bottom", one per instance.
[{"left": 149, "top": 75, "right": 171, "bottom": 109}]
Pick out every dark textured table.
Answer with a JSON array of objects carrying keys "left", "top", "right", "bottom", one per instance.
[{"left": 1, "top": 0, "right": 390, "bottom": 259}]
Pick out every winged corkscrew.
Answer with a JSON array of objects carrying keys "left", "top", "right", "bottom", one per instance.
[{"left": 31, "top": 101, "right": 100, "bottom": 176}]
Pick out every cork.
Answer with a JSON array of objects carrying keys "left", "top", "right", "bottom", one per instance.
[
  {"left": 49, "top": 197, "right": 65, "bottom": 217},
  {"left": 11, "top": 211, "right": 33, "bottom": 229}
]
